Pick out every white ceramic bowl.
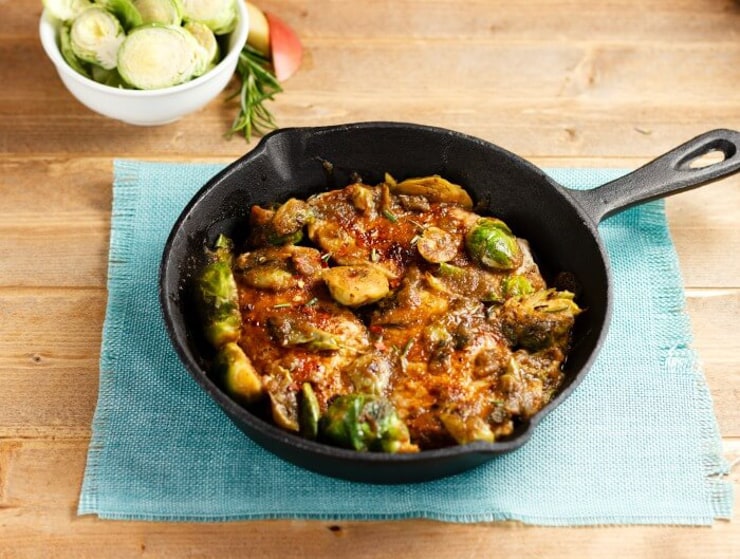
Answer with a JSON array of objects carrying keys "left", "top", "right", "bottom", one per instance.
[{"left": 39, "top": 3, "right": 249, "bottom": 126}]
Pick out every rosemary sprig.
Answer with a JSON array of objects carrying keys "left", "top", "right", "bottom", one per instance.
[{"left": 226, "top": 44, "right": 283, "bottom": 142}]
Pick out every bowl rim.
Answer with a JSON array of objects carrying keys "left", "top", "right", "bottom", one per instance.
[{"left": 38, "top": 2, "right": 249, "bottom": 98}]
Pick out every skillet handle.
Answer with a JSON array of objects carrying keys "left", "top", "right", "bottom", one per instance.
[{"left": 570, "top": 129, "right": 740, "bottom": 224}]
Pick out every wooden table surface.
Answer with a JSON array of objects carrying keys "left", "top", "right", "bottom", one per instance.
[{"left": 2, "top": 0, "right": 739, "bottom": 556}]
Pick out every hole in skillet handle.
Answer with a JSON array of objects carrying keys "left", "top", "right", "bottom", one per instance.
[{"left": 680, "top": 139, "right": 736, "bottom": 170}]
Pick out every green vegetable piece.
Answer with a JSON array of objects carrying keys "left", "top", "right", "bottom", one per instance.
[
  {"left": 213, "top": 342, "right": 263, "bottom": 404},
  {"left": 346, "top": 353, "right": 393, "bottom": 395},
  {"left": 226, "top": 44, "right": 283, "bottom": 142},
  {"left": 59, "top": 24, "right": 90, "bottom": 77},
  {"left": 502, "top": 275, "right": 534, "bottom": 298},
  {"left": 266, "top": 315, "right": 342, "bottom": 352},
  {"left": 133, "top": 0, "right": 182, "bottom": 26},
  {"left": 268, "top": 198, "right": 312, "bottom": 245},
  {"left": 389, "top": 175, "right": 473, "bottom": 209},
  {"left": 184, "top": 21, "right": 220, "bottom": 76},
  {"left": 90, "top": 65, "right": 127, "bottom": 87},
  {"left": 319, "top": 394, "right": 415, "bottom": 453},
  {"left": 440, "top": 413, "right": 495, "bottom": 445},
  {"left": 69, "top": 6, "right": 125, "bottom": 70},
  {"left": 437, "top": 261, "right": 465, "bottom": 278},
  {"left": 196, "top": 235, "right": 241, "bottom": 348},
  {"left": 117, "top": 24, "right": 201, "bottom": 89},
  {"left": 299, "top": 383, "right": 320, "bottom": 440},
  {"left": 500, "top": 288, "right": 581, "bottom": 351},
  {"left": 180, "top": 0, "right": 238, "bottom": 35},
  {"left": 247, "top": 200, "right": 311, "bottom": 247},
  {"left": 43, "top": 0, "right": 92, "bottom": 22},
  {"left": 465, "top": 217, "right": 522, "bottom": 271},
  {"left": 96, "top": 0, "right": 144, "bottom": 30}
]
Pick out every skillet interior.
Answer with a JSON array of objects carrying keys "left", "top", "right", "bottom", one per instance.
[{"left": 160, "top": 122, "right": 611, "bottom": 483}]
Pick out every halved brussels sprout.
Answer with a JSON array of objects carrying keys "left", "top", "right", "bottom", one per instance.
[
  {"left": 69, "top": 6, "right": 125, "bottom": 70},
  {"left": 465, "top": 217, "right": 522, "bottom": 271},
  {"left": 248, "top": 199, "right": 312, "bottom": 247},
  {"left": 389, "top": 175, "right": 473, "bottom": 209},
  {"left": 59, "top": 23, "right": 90, "bottom": 77},
  {"left": 133, "top": 0, "right": 182, "bottom": 25},
  {"left": 96, "top": 0, "right": 143, "bottom": 30},
  {"left": 90, "top": 65, "right": 127, "bottom": 87},
  {"left": 502, "top": 274, "right": 534, "bottom": 298},
  {"left": 499, "top": 288, "right": 581, "bottom": 351},
  {"left": 43, "top": 0, "right": 92, "bottom": 22},
  {"left": 440, "top": 412, "right": 495, "bottom": 444},
  {"left": 184, "top": 21, "right": 220, "bottom": 76},
  {"left": 180, "top": 0, "right": 238, "bottom": 34},
  {"left": 195, "top": 235, "right": 242, "bottom": 348},
  {"left": 266, "top": 315, "right": 342, "bottom": 352},
  {"left": 117, "top": 24, "right": 201, "bottom": 89},
  {"left": 319, "top": 394, "right": 416, "bottom": 453},
  {"left": 298, "top": 383, "right": 320, "bottom": 440},
  {"left": 214, "top": 342, "right": 264, "bottom": 404},
  {"left": 345, "top": 353, "right": 393, "bottom": 395}
]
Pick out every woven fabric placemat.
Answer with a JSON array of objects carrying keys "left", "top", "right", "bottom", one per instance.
[{"left": 77, "top": 160, "right": 733, "bottom": 524}]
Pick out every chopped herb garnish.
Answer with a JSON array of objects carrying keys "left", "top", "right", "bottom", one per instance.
[{"left": 382, "top": 209, "right": 398, "bottom": 223}]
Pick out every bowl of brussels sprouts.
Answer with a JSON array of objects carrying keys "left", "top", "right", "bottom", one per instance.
[{"left": 39, "top": 0, "right": 249, "bottom": 125}]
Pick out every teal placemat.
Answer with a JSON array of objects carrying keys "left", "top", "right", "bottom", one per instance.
[{"left": 78, "top": 160, "right": 733, "bottom": 524}]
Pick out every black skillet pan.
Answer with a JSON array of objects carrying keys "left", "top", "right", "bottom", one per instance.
[{"left": 160, "top": 122, "right": 740, "bottom": 483}]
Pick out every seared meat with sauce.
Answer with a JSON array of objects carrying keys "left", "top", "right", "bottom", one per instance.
[{"left": 194, "top": 174, "right": 581, "bottom": 452}]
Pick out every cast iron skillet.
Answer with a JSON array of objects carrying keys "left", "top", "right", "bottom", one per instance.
[{"left": 160, "top": 122, "right": 740, "bottom": 483}]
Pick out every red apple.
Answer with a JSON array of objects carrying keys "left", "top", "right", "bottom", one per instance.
[{"left": 264, "top": 11, "right": 303, "bottom": 81}]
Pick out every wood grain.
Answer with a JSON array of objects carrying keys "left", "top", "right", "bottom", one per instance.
[{"left": 1, "top": 0, "right": 739, "bottom": 556}]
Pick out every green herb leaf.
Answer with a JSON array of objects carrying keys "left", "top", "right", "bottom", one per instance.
[{"left": 226, "top": 44, "right": 283, "bottom": 142}]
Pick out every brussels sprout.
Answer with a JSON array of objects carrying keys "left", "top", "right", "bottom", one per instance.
[
  {"left": 345, "top": 353, "right": 393, "bottom": 395},
  {"left": 213, "top": 342, "right": 263, "bottom": 404},
  {"left": 389, "top": 175, "right": 473, "bottom": 209},
  {"left": 440, "top": 412, "right": 495, "bottom": 444},
  {"left": 416, "top": 226, "right": 458, "bottom": 263},
  {"left": 298, "top": 383, "right": 320, "bottom": 440},
  {"left": 184, "top": 21, "right": 220, "bottom": 76},
  {"left": 322, "top": 265, "right": 390, "bottom": 307},
  {"left": 348, "top": 183, "right": 377, "bottom": 215},
  {"left": 500, "top": 288, "right": 581, "bottom": 351},
  {"left": 59, "top": 24, "right": 90, "bottom": 77},
  {"left": 69, "top": 6, "right": 125, "bottom": 70},
  {"left": 465, "top": 217, "right": 522, "bottom": 271},
  {"left": 180, "top": 0, "right": 238, "bottom": 34},
  {"left": 239, "top": 260, "right": 295, "bottom": 291},
  {"left": 269, "top": 198, "right": 312, "bottom": 245},
  {"left": 96, "top": 0, "right": 144, "bottom": 30},
  {"left": 117, "top": 24, "right": 201, "bottom": 89},
  {"left": 195, "top": 235, "right": 242, "bottom": 348},
  {"left": 236, "top": 246, "right": 323, "bottom": 291},
  {"left": 319, "top": 394, "right": 416, "bottom": 453},
  {"left": 248, "top": 200, "right": 312, "bottom": 247},
  {"left": 43, "top": 0, "right": 92, "bottom": 22},
  {"left": 502, "top": 274, "right": 534, "bottom": 298},
  {"left": 133, "top": 0, "right": 182, "bottom": 25},
  {"left": 266, "top": 315, "right": 342, "bottom": 352},
  {"left": 498, "top": 357, "right": 522, "bottom": 394},
  {"left": 90, "top": 64, "right": 128, "bottom": 87},
  {"left": 437, "top": 261, "right": 465, "bottom": 278}
]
